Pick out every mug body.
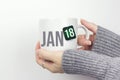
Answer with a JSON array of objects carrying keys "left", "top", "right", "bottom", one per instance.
[{"left": 39, "top": 18, "right": 78, "bottom": 51}]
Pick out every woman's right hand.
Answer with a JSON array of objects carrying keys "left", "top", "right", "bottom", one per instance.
[{"left": 77, "top": 19, "right": 98, "bottom": 50}]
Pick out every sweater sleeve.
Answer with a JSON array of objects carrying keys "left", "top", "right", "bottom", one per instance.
[
  {"left": 62, "top": 50, "right": 120, "bottom": 80},
  {"left": 92, "top": 26, "right": 120, "bottom": 57}
]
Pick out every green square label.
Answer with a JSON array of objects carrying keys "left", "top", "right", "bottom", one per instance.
[{"left": 63, "top": 25, "right": 76, "bottom": 40}]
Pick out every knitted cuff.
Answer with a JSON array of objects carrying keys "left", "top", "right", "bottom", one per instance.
[
  {"left": 62, "top": 49, "right": 111, "bottom": 80},
  {"left": 92, "top": 26, "right": 120, "bottom": 57}
]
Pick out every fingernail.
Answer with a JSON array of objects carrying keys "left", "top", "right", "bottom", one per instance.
[{"left": 88, "top": 41, "right": 91, "bottom": 45}]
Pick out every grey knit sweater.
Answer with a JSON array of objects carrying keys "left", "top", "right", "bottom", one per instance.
[{"left": 62, "top": 26, "right": 120, "bottom": 80}]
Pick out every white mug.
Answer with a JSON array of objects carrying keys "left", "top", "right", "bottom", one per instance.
[{"left": 39, "top": 18, "right": 89, "bottom": 51}]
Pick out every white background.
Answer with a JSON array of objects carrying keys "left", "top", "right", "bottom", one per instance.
[{"left": 0, "top": 0, "right": 120, "bottom": 80}]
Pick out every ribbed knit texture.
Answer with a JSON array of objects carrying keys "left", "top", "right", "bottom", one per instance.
[
  {"left": 62, "top": 50, "right": 120, "bottom": 80},
  {"left": 62, "top": 26, "right": 120, "bottom": 80},
  {"left": 62, "top": 50, "right": 111, "bottom": 80},
  {"left": 92, "top": 26, "right": 120, "bottom": 57}
]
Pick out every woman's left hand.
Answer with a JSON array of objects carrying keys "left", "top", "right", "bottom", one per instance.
[{"left": 35, "top": 42, "right": 64, "bottom": 73}]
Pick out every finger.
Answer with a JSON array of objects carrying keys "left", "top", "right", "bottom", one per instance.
[
  {"left": 78, "top": 34, "right": 93, "bottom": 40},
  {"left": 78, "top": 39, "right": 91, "bottom": 46},
  {"left": 77, "top": 46, "right": 85, "bottom": 50},
  {"left": 36, "top": 56, "right": 55, "bottom": 71},
  {"left": 78, "top": 35, "right": 85, "bottom": 39},
  {"left": 35, "top": 48, "right": 56, "bottom": 72},
  {"left": 80, "top": 19, "right": 97, "bottom": 33},
  {"left": 77, "top": 35, "right": 91, "bottom": 46},
  {"left": 89, "top": 35, "right": 95, "bottom": 42},
  {"left": 43, "top": 61, "right": 56, "bottom": 72},
  {"left": 36, "top": 52, "right": 42, "bottom": 65},
  {"left": 38, "top": 49, "right": 54, "bottom": 62},
  {"left": 35, "top": 46, "right": 42, "bottom": 66},
  {"left": 35, "top": 41, "right": 40, "bottom": 51}
]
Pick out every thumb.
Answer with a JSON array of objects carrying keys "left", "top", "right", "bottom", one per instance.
[
  {"left": 35, "top": 41, "right": 41, "bottom": 51},
  {"left": 81, "top": 19, "right": 97, "bottom": 33}
]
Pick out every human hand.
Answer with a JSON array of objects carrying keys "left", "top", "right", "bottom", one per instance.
[
  {"left": 35, "top": 19, "right": 97, "bottom": 73},
  {"left": 77, "top": 19, "right": 98, "bottom": 50},
  {"left": 35, "top": 42, "right": 64, "bottom": 73}
]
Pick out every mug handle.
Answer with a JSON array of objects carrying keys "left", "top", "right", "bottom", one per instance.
[{"left": 77, "top": 25, "right": 89, "bottom": 47}]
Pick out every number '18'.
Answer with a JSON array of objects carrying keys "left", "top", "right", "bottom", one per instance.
[{"left": 64, "top": 28, "right": 75, "bottom": 38}]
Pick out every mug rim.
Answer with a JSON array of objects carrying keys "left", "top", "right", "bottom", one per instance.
[{"left": 39, "top": 18, "right": 78, "bottom": 21}]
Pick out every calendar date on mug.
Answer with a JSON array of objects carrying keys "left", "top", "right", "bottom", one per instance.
[
  {"left": 63, "top": 25, "right": 76, "bottom": 40},
  {"left": 41, "top": 25, "right": 76, "bottom": 47}
]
